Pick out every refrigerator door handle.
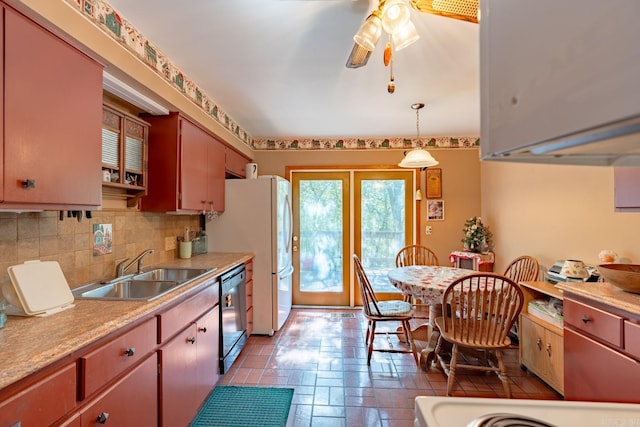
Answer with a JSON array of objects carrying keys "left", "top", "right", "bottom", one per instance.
[
  {"left": 279, "top": 264, "right": 294, "bottom": 280},
  {"left": 284, "top": 194, "right": 293, "bottom": 254}
]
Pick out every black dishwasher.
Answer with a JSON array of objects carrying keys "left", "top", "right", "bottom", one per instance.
[{"left": 219, "top": 265, "right": 247, "bottom": 374}]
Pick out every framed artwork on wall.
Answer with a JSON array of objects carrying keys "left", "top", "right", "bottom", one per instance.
[
  {"left": 427, "top": 199, "right": 444, "bottom": 221},
  {"left": 426, "top": 168, "right": 442, "bottom": 199}
]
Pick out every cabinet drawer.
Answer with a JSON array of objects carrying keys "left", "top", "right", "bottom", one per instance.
[
  {"left": 625, "top": 320, "right": 640, "bottom": 359},
  {"left": 79, "top": 353, "right": 158, "bottom": 427},
  {"left": 158, "top": 284, "right": 218, "bottom": 343},
  {"left": 564, "top": 298, "right": 623, "bottom": 347},
  {"left": 79, "top": 317, "right": 157, "bottom": 399},
  {"left": 247, "top": 306, "right": 254, "bottom": 336},
  {"left": 245, "top": 261, "right": 253, "bottom": 282},
  {"left": 0, "top": 363, "right": 76, "bottom": 427},
  {"left": 246, "top": 279, "right": 253, "bottom": 309}
]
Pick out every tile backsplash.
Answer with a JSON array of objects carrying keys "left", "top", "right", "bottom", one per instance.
[{"left": 0, "top": 210, "right": 199, "bottom": 290}]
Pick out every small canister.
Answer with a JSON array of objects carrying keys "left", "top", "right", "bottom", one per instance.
[{"left": 245, "top": 163, "right": 258, "bottom": 179}]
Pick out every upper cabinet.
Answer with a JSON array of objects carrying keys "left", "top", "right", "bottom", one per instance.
[
  {"left": 142, "top": 113, "right": 225, "bottom": 214},
  {"left": 225, "top": 147, "right": 251, "bottom": 178},
  {"left": 480, "top": 0, "right": 640, "bottom": 166},
  {"left": 0, "top": 4, "right": 103, "bottom": 209},
  {"left": 614, "top": 168, "right": 640, "bottom": 212},
  {"left": 101, "top": 104, "right": 149, "bottom": 207}
]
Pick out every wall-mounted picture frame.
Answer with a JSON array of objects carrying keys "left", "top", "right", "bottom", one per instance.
[
  {"left": 426, "top": 168, "right": 442, "bottom": 199},
  {"left": 427, "top": 199, "right": 444, "bottom": 221}
]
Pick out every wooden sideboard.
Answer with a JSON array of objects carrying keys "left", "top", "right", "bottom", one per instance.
[{"left": 518, "top": 281, "right": 564, "bottom": 395}]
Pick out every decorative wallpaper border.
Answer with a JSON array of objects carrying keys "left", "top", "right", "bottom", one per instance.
[
  {"left": 252, "top": 137, "right": 480, "bottom": 150},
  {"left": 63, "top": 0, "right": 479, "bottom": 151}
]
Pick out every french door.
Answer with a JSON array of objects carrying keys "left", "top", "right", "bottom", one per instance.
[{"left": 291, "top": 169, "right": 415, "bottom": 306}]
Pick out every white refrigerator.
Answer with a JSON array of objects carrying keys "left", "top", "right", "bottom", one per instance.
[{"left": 207, "top": 176, "right": 293, "bottom": 335}]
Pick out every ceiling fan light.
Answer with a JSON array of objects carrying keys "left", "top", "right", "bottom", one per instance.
[
  {"left": 353, "top": 14, "right": 383, "bottom": 51},
  {"left": 392, "top": 20, "right": 420, "bottom": 51},
  {"left": 398, "top": 148, "right": 439, "bottom": 168},
  {"left": 382, "top": 0, "right": 411, "bottom": 34}
]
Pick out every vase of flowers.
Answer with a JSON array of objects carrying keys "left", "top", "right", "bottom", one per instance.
[{"left": 462, "top": 216, "right": 493, "bottom": 253}]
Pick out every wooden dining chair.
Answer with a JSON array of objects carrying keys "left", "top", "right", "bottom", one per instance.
[
  {"left": 432, "top": 273, "right": 524, "bottom": 397},
  {"left": 503, "top": 255, "right": 540, "bottom": 283},
  {"left": 353, "top": 254, "right": 419, "bottom": 366},
  {"left": 503, "top": 255, "right": 539, "bottom": 340},
  {"left": 395, "top": 245, "right": 439, "bottom": 268}
]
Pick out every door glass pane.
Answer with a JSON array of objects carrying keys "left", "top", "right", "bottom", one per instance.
[
  {"left": 299, "top": 180, "right": 343, "bottom": 292},
  {"left": 360, "top": 179, "right": 406, "bottom": 292}
]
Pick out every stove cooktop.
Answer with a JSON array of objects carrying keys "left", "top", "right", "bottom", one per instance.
[{"left": 415, "top": 397, "right": 640, "bottom": 427}]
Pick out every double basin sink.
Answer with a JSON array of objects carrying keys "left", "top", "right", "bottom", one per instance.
[{"left": 72, "top": 267, "right": 216, "bottom": 302}]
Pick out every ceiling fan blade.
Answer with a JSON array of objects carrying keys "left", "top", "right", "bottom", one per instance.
[
  {"left": 410, "top": 0, "right": 479, "bottom": 24},
  {"left": 346, "top": 42, "right": 372, "bottom": 68}
]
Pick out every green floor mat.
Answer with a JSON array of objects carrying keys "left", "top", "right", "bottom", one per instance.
[{"left": 190, "top": 386, "right": 294, "bottom": 427}]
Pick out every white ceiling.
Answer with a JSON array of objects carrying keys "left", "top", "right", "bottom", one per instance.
[{"left": 106, "top": 0, "right": 479, "bottom": 141}]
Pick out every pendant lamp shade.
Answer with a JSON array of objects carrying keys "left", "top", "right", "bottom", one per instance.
[
  {"left": 353, "top": 14, "right": 383, "bottom": 51},
  {"left": 392, "top": 20, "right": 420, "bottom": 51},
  {"left": 381, "top": 0, "right": 412, "bottom": 33},
  {"left": 398, "top": 148, "right": 439, "bottom": 168},
  {"left": 399, "top": 102, "right": 439, "bottom": 168}
]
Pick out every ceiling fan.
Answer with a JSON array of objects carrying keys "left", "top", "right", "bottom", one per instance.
[{"left": 346, "top": 0, "right": 479, "bottom": 70}]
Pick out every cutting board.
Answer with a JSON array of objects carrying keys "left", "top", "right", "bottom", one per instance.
[{"left": 5, "top": 260, "right": 75, "bottom": 316}]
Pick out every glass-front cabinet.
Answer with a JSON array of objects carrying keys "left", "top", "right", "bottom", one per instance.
[{"left": 101, "top": 104, "right": 149, "bottom": 207}]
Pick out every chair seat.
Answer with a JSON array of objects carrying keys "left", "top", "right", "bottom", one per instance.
[
  {"left": 369, "top": 300, "right": 413, "bottom": 317},
  {"left": 434, "top": 317, "right": 512, "bottom": 349}
]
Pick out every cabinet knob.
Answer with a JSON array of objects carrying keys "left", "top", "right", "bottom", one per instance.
[
  {"left": 96, "top": 412, "right": 110, "bottom": 424},
  {"left": 581, "top": 315, "right": 591, "bottom": 323},
  {"left": 21, "top": 179, "right": 36, "bottom": 189},
  {"left": 124, "top": 347, "right": 136, "bottom": 357},
  {"left": 546, "top": 343, "right": 552, "bottom": 357},
  {"left": 198, "top": 326, "right": 207, "bottom": 333},
  {"left": 187, "top": 336, "right": 196, "bottom": 344},
  {"left": 536, "top": 338, "right": 542, "bottom": 350}
]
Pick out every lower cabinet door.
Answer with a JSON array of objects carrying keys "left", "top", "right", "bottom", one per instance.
[
  {"left": 160, "top": 324, "right": 199, "bottom": 427},
  {"left": 0, "top": 363, "right": 76, "bottom": 427},
  {"left": 80, "top": 353, "right": 158, "bottom": 427},
  {"left": 196, "top": 306, "right": 220, "bottom": 403},
  {"left": 564, "top": 328, "right": 640, "bottom": 402},
  {"left": 520, "top": 315, "right": 545, "bottom": 375}
]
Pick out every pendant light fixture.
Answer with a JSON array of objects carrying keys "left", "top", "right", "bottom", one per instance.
[{"left": 398, "top": 103, "right": 439, "bottom": 168}]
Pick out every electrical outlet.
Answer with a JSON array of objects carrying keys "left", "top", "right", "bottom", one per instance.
[
  {"left": 425, "top": 226, "right": 433, "bottom": 235},
  {"left": 165, "top": 236, "right": 177, "bottom": 251}
]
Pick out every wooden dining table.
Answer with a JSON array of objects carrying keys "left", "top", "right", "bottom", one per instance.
[{"left": 387, "top": 265, "right": 473, "bottom": 369}]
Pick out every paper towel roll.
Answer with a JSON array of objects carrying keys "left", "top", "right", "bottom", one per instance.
[{"left": 246, "top": 163, "right": 258, "bottom": 179}]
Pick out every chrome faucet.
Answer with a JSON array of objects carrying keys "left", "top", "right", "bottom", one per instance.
[{"left": 116, "top": 249, "right": 154, "bottom": 277}]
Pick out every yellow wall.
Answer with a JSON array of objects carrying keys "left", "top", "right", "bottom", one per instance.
[
  {"left": 255, "top": 148, "right": 481, "bottom": 265},
  {"left": 481, "top": 161, "right": 640, "bottom": 273}
]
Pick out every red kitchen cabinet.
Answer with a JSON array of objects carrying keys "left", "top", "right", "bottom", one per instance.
[
  {"left": 225, "top": 146, "right": 251, "bottom": 178},
  {"left": 158, "top": 280, "right": 220, "bottom": 427},
  {"left": 0, "top": 363, "right": 76, "bottom": 427},
  {"left": 159, "top": 324, "right": 200, "bottom": 427},
  {"left": 78, "top": 353, "right": 158, "bottom": 427},
  {"left": 142, "top": 113, "right": 225, "bottom": 213},
  {"left": 195, "top": 306, "right": 220, "bottom": 403},
  {"left": 614, "top": 167, "right": 640, "bottom": 211},
  {"left": 78, "top": 317, "right": 157, "bottom": 399},
  {"left": 1, "top": 4, "right": 102, "bottom": 209},
  {"left": 563, "top": 295, "right": 640, "bottom": 403},
  {"left": 245, "top": 260, "right": 254, "bottom": 336}
]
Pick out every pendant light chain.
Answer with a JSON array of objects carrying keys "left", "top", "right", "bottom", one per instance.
[
  {"left": 416, "top": 106, "right": 420, "bottom": 148},
  {"left": 412, "top": 102, "right": 425, "bottom": 148}
]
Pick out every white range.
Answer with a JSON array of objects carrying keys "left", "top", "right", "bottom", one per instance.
[{"left": 415, "top": 397, "right": 640, "bottom": 427}]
